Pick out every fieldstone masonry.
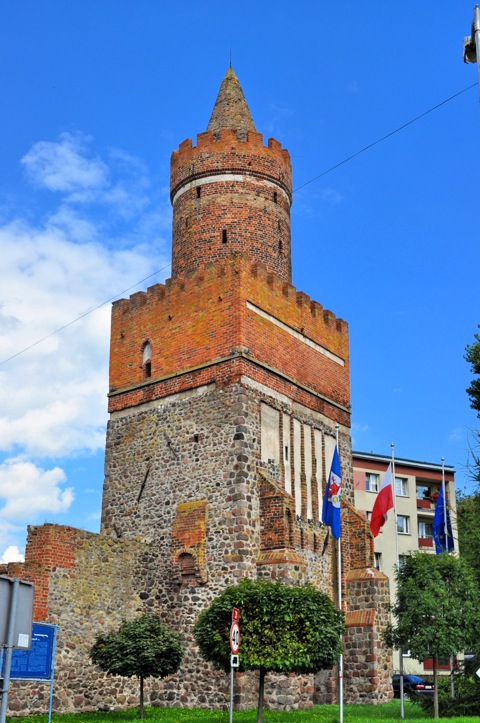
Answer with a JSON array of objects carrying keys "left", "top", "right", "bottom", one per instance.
[{"left": 0, "top": 67, "right": 393, "bottom": 715}]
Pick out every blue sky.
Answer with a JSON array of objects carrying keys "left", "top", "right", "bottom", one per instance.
[{"left": 1, "top": 1, "right": 479, "bottom": 562}]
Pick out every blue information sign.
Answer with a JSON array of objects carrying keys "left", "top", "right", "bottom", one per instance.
[{"left": 1, "top": 623, "right": 56, "bottom": 681}]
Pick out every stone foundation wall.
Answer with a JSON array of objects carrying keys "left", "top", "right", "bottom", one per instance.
[{"left": 344, "top": 569, "right": 393, "bottom": 703}]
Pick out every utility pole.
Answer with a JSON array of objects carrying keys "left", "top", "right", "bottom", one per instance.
[{"left": 464, "top": 5, "right": 480, "bottom": 101}]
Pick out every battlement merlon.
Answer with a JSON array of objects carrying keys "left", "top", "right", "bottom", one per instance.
[
  {"left": 109, "top": 258, "right": 349, "bottom": 405},
  {"left": 110, "top": 258, "right": 348, "bottom": 341},
  {"left": 170, "top": 129, "right": 292, "bottom": 204}
]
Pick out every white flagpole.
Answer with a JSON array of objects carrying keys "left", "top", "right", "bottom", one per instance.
[
  {"left": 442, "top": 457, "right": 455, "bottom": 693},
  {"left": 391, "top": 443, "right": 404, "bottom": 719},
  {"left": 441, "top": 458, "right": 448, "bottom": 552},
  {"left": 335, "top": 424, "right": 343, "bottom": 723}
]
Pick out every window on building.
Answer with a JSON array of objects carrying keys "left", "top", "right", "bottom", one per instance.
[
  {"left": 398, "top": 555, "right": 408, "bottom": 569},
  {"left": 395, "top": 477, "right": 408, "bottom": 496},
  {"left": 416, "top": 484, "right": 431, "bottom": 500},
  {"left": 418, "top": 520, "right": 433, "bottom": 539},
  {"left": 366, "top": 472, "right": 379, "bottom": 492},
  {"left": 397, "top": 515, "right": 410, "bottom": 534},
  {"left": 142, "top": 342, "right": 152, "bottom": 379},
  {"left": 179, "top": 553, "right": 197, "bottom": 583},
  {"left": 374, "top": 552, "right": 382, "bottom": 571}
]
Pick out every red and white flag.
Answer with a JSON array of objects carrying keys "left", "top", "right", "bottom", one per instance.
[{"left": 370, "top": 463, "right": 394, "bottom": 537}]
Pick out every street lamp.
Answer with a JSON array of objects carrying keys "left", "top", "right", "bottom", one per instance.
[{"left": 464, "top": 5, "right": 480, "bottom": 101}]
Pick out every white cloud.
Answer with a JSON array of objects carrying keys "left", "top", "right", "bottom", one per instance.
[
  {"left": 351, "top": 422, "right": 369, "bottom": 448},
  {"left": 352, "top": 422, "right": 369, "bottom": 434},
  {"left": 448, "top": 428, "right": 463, "bottom": 443},
  {"left": 0, "top": 519, "right": 27, "bottom": 563},
  {"left": 21, "top": 132, "right": 108, "bottom": 193},
  {"left": 0, "top": 133, "right": 171, "bottom": 558},
  {"left": 0, "top": 134, "right": 171, "bottom": 460},
  {"left": 0, "top": 457, "right": 73, "bottom": 519},
  {"left": 318, "top": 187, "right": 343, "bottom": 204},
  {"left": 1, "top": 545, "right": 25, "bottom": 564}
]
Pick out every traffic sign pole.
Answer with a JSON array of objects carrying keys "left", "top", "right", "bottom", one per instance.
[{"left": 229, "top": 610, "right": 240, "bottom": 723}]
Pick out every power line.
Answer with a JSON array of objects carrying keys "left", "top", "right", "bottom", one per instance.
[
  {"left": 0, "top": 263, "right": 171, "bottom": 366},
  {"left": 293, "top": 83, "right": 477, "bottom": 193},
  {"left": 1, "top": 82, "right": 476, "bottom": 368}
]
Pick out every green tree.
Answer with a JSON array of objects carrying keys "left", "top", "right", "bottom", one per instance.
[
  {"left": 90, "top": 613, "right": 184, "bottom": 719},
  {"left": 465, "top": 328, "right": 480, "bottom": 487},
  {"left": 194, "top": 578, "right": 344, "bottom": 723},
  {"left": 465, "top": 326, "right": 480, "bottom": 417},
  {"left": 457, "top": 489, "right": 480, "bottom": 586},
  {"left": 384, "top": 552, "right": 479, "bottom": 719}
]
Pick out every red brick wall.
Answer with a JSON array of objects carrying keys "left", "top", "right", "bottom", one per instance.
[
  {"left": 108, "top": 257, "right": 350, "bottom": 425},
  {"left": 0, "top": 525, "right": 77, "bottom": 621},
  {"left": 170, "top": 130, "right": 292, "bottom": 281}
]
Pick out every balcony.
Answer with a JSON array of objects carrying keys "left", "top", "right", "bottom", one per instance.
[{"left": 418, "top": 537, "right": 434, "bottom": 548}]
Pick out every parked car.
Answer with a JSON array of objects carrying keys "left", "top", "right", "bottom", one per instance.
[{"left": 392, "top": 674, "right": 434, "bottom": 698}]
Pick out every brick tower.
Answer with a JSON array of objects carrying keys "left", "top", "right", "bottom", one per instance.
[
  {"left": 0, "top": 69, "right": 392, "bottom": 717},
  {"left": 98, "top": 67, "right": 392, "bottom": 709}
]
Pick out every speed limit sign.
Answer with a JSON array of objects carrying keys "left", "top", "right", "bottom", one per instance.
[{"left": 230, "top": 621, "right": 240, "bottom": 654}]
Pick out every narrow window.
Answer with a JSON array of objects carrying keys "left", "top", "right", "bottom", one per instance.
[
  {"left": 279, "top": 240, "right": 283, "bottom": 253},
  {"left": 286, "top": 509, "right": 293, "bottom": 547},
  {"left": 366, "top": 472, "right": 379, "bottom": 492},
  {"left": 395, "top": 477, "right": 408, "bottom": 496},
  {"left": 397, "top": 515, "right": 410, "bottom": 534},
  {"left": 142, "top": 342, "right": 152, "bottom": 379},
  {"left": 284, "top": 445, "right": 289, "bottom": 461},
  {"left": 222, "top": 229, "right": 227, "bottom": 244},
  {"left": 273, "top": 191, "right": 278, "bottom": 204},
  {"left": 179, "top": 553, "right": 197, "bottom": 583},
  {"left": 196, "top": 186, "right": 201, "bottom": 199}
]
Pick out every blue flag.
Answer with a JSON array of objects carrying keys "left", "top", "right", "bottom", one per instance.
[
  {"left": 432, "top": 484, "right": 454, "bottom": 554},
  {"left": 322, "top": 445, "right": 341, "bottom": 540}
]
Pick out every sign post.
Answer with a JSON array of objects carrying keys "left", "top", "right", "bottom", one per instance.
[
  {"left": 1, "top": 623, "right": 58, "bottom": 723},
  {"left": 229, "top": 608, "right": 240, "bottom": 723},
  {"left": 0, "top": 577, "right": 34, "bottom": 723}
]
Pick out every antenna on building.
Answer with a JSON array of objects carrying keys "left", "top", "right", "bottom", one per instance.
[{"left": 229, "top": 49, "right": 232, "bottom": 68}]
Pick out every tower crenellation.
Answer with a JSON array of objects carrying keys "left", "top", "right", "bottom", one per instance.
[{"left": 170, "top": 68, "right": 293, "bottom": 282}]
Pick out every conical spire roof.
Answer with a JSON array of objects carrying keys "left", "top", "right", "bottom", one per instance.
[{"left": 207, "top": 67, "right": 256, "bottom": 136}]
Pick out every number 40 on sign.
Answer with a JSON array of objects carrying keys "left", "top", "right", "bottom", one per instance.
[{"left": 230, "top": 608, "right": 240, "bottom": 655}]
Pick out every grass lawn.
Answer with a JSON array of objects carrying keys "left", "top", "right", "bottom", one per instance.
[{"left": 12, "top": 701, "right": 480, "bottom": 723}]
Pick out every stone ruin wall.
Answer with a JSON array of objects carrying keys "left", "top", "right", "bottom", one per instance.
[{"left": 1, "top": 380, "right": 392, "bottom": 715}]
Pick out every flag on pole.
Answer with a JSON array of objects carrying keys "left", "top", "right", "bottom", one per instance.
[
  {"left": 433, "top": 484, "right": 454, "bottom": 553},
  {"left": 370, "top": 463, "right": 394, "bottom": 537},
  {"left": 322, "top": 445, "right": 341, "bottom": 539}
]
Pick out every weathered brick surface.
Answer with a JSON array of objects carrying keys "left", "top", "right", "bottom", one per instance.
[
  {"left": 344, "top": 569, "right": 393, "bottom": 704},
  {"left": 170, "top": 131, "right": 292, "bottom": 282},
  {"left": 108, "top": 258, "right": 350, "bottom": 418}
]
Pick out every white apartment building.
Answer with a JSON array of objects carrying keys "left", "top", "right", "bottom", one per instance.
[{"left": 353, "top": 451, "right": 457, "bottom": 675}]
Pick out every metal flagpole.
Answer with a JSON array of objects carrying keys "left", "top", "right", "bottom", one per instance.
[
  {"left": 390, "top": 443, "right": 404, "bottom": 720},
  {"left": 442, "top": 458, "right": 455, "bottom": 697},
  {"left": 335, "top": 424, "right": 343, "bottom": 723},
  {"left": 441, "top": 458, "right": 448, "bottom": 551}
]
